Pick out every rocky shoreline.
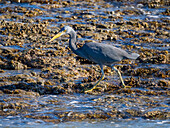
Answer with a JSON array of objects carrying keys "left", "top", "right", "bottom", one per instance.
[{"left": 0, "top": 0, "right": 169, "bottom": 124}]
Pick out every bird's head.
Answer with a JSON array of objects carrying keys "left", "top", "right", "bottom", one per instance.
[{"left": 49, "top": 26, "right": 72, "bottom": 42}]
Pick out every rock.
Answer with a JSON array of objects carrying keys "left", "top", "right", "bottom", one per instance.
[
  {"left": 9, "top": 60, "right": 27, "bottom": 70},
  {"left": 12, "top": 89, "right": 40, "bottom": 96}
]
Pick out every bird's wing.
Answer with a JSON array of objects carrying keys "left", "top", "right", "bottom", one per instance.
[{"left": 77, "top": 42, "right": 127, "bottom": 65}]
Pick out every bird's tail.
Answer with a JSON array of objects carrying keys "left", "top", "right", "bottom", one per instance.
[{"left": 128, "top": 53, "right": 140, "bottom": 60}]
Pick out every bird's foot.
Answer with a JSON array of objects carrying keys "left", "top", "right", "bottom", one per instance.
[
  {"left": 124, "top": 85, "right": 131, "bottom": 89},
  {"left": 84, "top": 86, "right": 97, "bottom": 93},
  {"left": 84, "top": 84, "right": 97, "bottom": 93},
  {"left": 84, "top": 88, "right": 94, "bottom": 93}
]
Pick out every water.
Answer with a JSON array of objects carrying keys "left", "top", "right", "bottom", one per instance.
[
  {"left": 0, "top": 118, "right": 169, "bottom": 128},
  {"left": 0, "top": 93, "right": 169, "bottom": 127},
  {"left": 0, "top": 69, "right": 41, "bottom": 77}
]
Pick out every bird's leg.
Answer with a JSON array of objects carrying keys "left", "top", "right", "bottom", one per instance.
[
  {"left": 112, "top": 66, "right": 131, "bottom": 88},
  {"left": 85, "top": 65, "right": 105, "bottom": 93}
]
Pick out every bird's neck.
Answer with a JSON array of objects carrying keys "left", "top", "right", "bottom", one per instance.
[{"left": 69, "top": 29, "right": 78, "bottom": 53}]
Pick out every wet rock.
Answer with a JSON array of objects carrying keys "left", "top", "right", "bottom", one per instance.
[
  {"left": 96, "top": 24, "right": 108, "bottom": 29},
  {"left": 158, "top": 80, "right": 169, "bottom": 87},
  {"left": 161, "top": 9, "right": 170, "bottom": 16},
  {"left": 125, "top": 109, "right": 141, "bottom": 117},
  {"left": 144, "top": 111, "right": 169, "bottom": 119},
  {"left": 12, "top": 89, "right": 40, "bottom": 96},
  {"left": 8, "top": 60, "right": 27, "bottom": 70},
  {"left": 0, "top": 69, "right": 5, "bottom": 73}
]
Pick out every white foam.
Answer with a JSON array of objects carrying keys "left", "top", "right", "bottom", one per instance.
[{"left": 147, "top": 15, "right": 159, "bottom": 18}]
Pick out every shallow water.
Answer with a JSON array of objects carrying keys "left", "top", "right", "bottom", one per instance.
[
  {"left": 1, "top": 118, "right": 169, "bottom": 128},
  {"left": 0, "top": 93, "right": 169, "bottom": 127}
]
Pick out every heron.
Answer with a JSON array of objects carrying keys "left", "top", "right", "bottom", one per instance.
[{"left": 49, "top": 26, "right": 139, "bottom": 93}]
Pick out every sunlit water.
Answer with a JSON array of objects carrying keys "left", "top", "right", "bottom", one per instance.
[
  {"left": 0, "top": 118, "right": 169, "bottom": 128},
  {"left": 0, "top": 94, "right": 169, "bottom": 127}
]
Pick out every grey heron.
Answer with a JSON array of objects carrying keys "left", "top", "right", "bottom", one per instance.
[{"left": 49, "top": 26, "right": 139, "bottom": 93}]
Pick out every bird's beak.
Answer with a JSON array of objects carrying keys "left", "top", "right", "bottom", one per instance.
[{"left": 49, "top": 30, "right": 66, "bottom": 42}]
